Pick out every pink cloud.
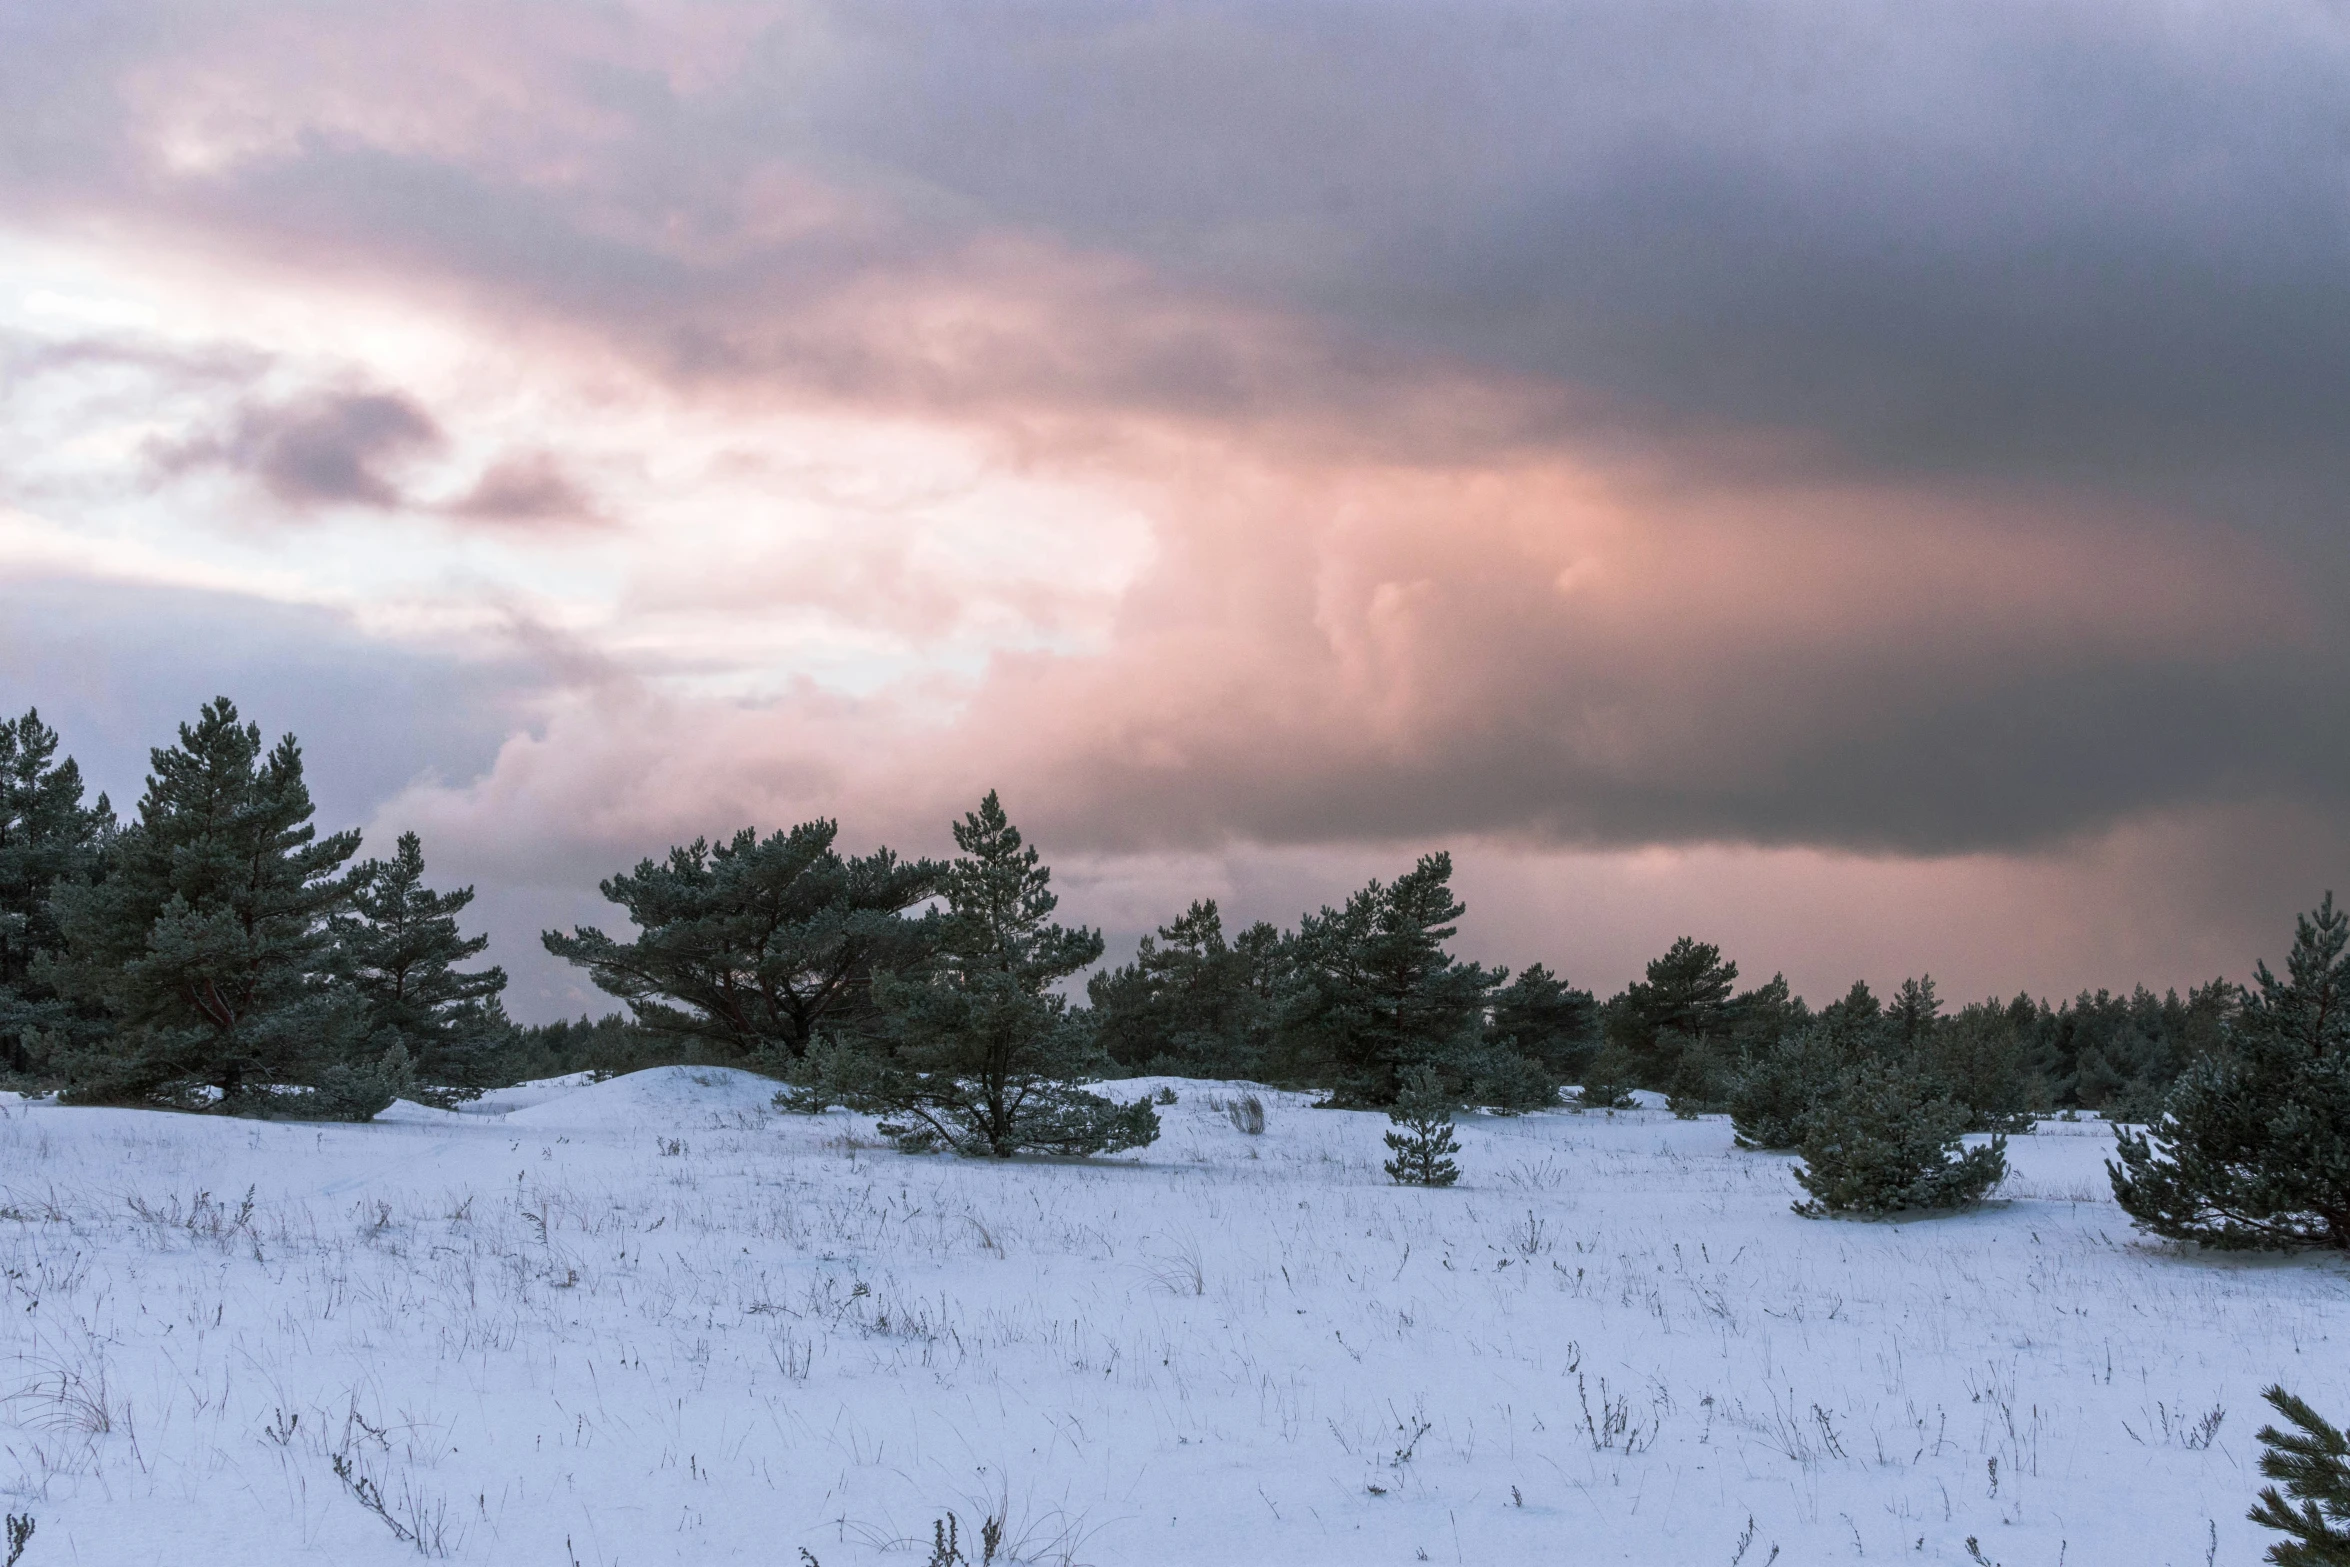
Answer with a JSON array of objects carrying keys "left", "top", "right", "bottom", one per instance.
[
  {"left": 11, "top": 1, "right": 2349, "bottom": 1011},
  {"left": 444, "top": 450, "right": 605, "bottom": 528}
]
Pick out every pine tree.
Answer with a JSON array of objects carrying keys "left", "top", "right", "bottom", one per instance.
[
  {"left": 2250, "top": 1385, "right": 2350, "bottom": 1565},
  {"left": 545, "top": 819, "right": 942, "bottom": 1068},
  {"left": 1383, "top": 1067, "right": 1462, "bottom": 1187},
  {"left": 1276, "top": 853, "right": 1495, "bottom": 1108},
  {"left": 2110, "top": 895, "right": 2350, "bottom": 1251},
  {"left": 1730, "top": 1021, "right": 1852, "bottom": 1149},
  {"left": 1684, "top": 973, "right": 1806, "bottom": 1119},
  {"left": 46, "top": 698, "right": 366, "bottom": 1113},
  {"left": 1791, "top": 1057, "right": 2007, "bottom": 1217},
  {"left": 501, "top": 1012, "right": 670, "bottom": 1081},
  {"left": 1575, "top": 1042, "right": 1639, "bottom": 1110},
  {"left": 1920, "top": 999, "right": 2041, "bottom": 1133},
  {"left": 334, "top": 831, "right": 510, "bottom": 1105},
  {"left": 0, "top": 708, "right": 114, "bottom": 1082},
  {"left": 2031, "top": 982, "right": 2224, "bottom": 1116},
  {"left": 1663, "top": 1027, "right": 1733, "bottom": 1117},
  {"left": 1087, "top": 899, "right": 1287, "bottom": 1079},
  {"left": 1607, "top": 936, "right": 1740, "bottom": 1090},
  {"left": 1466, "top": 1044, "right": 1561, "bottom": 1113},
  {"left": 1817, "top": 979, "right": 1885, "bottom": 1047},
  {"left": 1883, "top": 975, "right": 1942, "bottom": 1049},
  {"left": 1481, "top": 962, "right": 1596, "bottom": 1101},
  {"left": 834, "top": 792, "right": 1157, "bottom": 1158}
]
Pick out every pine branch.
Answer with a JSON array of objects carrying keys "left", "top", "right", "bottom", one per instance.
[{"left": 2251, "top": 1385, "right": 2350, "bottom": 1565}]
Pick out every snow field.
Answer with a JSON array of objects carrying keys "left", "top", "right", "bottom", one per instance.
[{"left": 1, "top": 1069, "right": 2345, "bottom": 1564}]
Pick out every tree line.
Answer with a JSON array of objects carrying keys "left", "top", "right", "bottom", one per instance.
[
  {"left": 0, "top": 695, "right": 2223, "bottom": 1123},
  {"left": 2, "top": 698, "right": 2344, "bottom": 1249}
]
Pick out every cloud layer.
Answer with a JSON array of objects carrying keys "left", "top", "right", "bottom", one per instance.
[{"left": 2, "top": 1, "right": 2345, "bottom": 1012}]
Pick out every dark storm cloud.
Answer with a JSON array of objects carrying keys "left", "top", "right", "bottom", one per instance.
[
  {"left": 1, "top": 329, "right": 443, "bottom": 511},
  {"left": 941, "top": 463, "right": 2343, "bottom": 860},
  {"left": 14, "top": 2, "right": 2344, "bottom": 491},
  {"left": 201, "top": 389, "right": 443, "bottom": 508},
  {"left": 4, "top": 0, "right": 2347, "bottom": 866},
  {"left": 778, "top": 3, "right": 2350, "bottom": 485}
]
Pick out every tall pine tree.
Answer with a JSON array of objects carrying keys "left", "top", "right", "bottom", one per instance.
[
  {"left": 2110, "top": 894, "right": 2350, "bottom": 1251},
  {"left": 545, "top": 819, "right": 941, "bottom": 1067},
  {"left": 1919, "top": 998, "right": 2041, "bottom": 1133},
  {"left": 335, "top": 831, "right": 511, "bottom": 1105},
  {"left": 1606, "top": 936, "right": 1741, "bottom": 1091},
  {"left": 1087, "top": 899, "right": 1287, "bottom": 1079},
  {"left": 826, "top": 792, "right": 1157, "bottom": 1157},
  {"left": 1276, "top": 852, "right": 1495, "bottom": 1108},
  {"left": 1483, "top": 963, "right": 1597, "bottom": 1088},
  {"left": 47, "top": 698, "right": 366, "bottom": 1112},
  {"left": 0, "top": 709, "right": 114, "bottom": 1082},
  {"left": 1883, "top": 975, "right": 1943, "bottom": 1050}
]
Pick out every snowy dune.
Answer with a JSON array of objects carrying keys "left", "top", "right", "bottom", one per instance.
[{"left": 1, "top": 1071, "right": 2343, "bottom": 1564}]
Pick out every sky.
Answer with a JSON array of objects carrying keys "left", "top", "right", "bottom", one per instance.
[{"left": 3, "top": 0, "right": 2346, "bottom": 1019}]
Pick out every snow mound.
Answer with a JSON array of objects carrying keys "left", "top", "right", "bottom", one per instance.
[
  {"left": 501, "top": 1065, "right": 780, "bottom": 1128},
  {"left": 459, "top": 1072, "right": 596, "bottom": 1116},
  {"left": 375, "top": 1098, "right": 470, "bottom": 1124}
]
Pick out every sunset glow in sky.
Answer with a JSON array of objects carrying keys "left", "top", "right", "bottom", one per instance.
[{"left": 6, "top": 2, "right": 2346, "bottom": 1016}]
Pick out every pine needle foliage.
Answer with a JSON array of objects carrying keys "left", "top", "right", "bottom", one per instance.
[
  {"left": 1087, "top": 899, "right": 1286, "bottom": 1079},
  {"left": 334, "top": 831, "right": 510, "bottom": 1105},
  {"left": 1730, "top": 1022, "right": 1852, "bottom": 1150},
  {"left": 836, "top": 793, "right": 1158, "bottom": 1158},
  {"left": 1278, "top": 852, "right": 1494, "bottom": 1108},
  {"left": 2250, "top": 1385, "right": 2350, "bottom": 1565},
  {"left": 0, "top": 708, "right": 113, "bottom": 1084},
  {"left": 2110, "top": 895, "right": 2350, "bottom": 1251},
  {"left": 1607, "top": 936, "right": 1739, "bottom": 1090},
  {"left": 1467, "top": 1044, "right": 1559, "bottom": 1113},
  {"left": 1792, "top": 1058, "right": 2007, "bottom": 1218},
  {"left": 1921, "top": 998, "right": 2042, "bottom": 1135},
  {"left": 1481, "top": 962, "right": 1595, "bottom": 1105},
  {"left": 46, "top": 698, "right": 369, "bottom": 1114},
  {"left": 1576, "top": 1043, "right": 1639, "bottom": 1110},
  {"left": 546, "top": 819, "right": 942, "bottom": 1067},
  {"left": 1383, "top": 1067, "right": 1462, "bottom": 1187}
]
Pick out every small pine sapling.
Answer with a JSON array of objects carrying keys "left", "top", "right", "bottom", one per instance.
[
  {"left": 2249, "top": 1385, "right": 2350, "bottom": 1565},
  {"left": 1576, "top": 1043, "right": 1638, "bottom": 1110},
  {"left": 1384, "top": 1068, "right": 1462, "bottom": 1187},
  {"left": 1664, "top": 1029, "right": 1729, "bottom": 1118},
  {"left": 5, "top": 1513, "right": 31, "bottom": 1567}
]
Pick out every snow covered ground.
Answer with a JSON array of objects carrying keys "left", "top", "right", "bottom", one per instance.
[{"left": 1, "top": 1071, "right": 2343, "bottom": 1565}]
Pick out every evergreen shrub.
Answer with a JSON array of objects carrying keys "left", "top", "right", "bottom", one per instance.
[
  {"left": 1791, "top": 1058, "right": 2006, "bottom": 1218},
  {"left": 1730, "top": 1023, "right": 1849, "bottom": 1150},
  {"left": 1576, "top": 1043, "right": 1638, "bottom": 1110},
  {"left": 2110, "top": 896, "right": 2350, "bottom": 1252}
]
